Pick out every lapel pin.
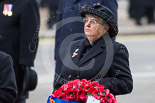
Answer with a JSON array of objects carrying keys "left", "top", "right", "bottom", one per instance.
[
  {"left": 72, "top": 49, "right": 79, "bottom": 58},
  {"left": 81, "top": 6, "right": 86, "bottom": 9}
]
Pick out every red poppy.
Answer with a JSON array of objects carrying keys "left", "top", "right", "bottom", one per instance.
[
  {"left": 90, "top": 82, "right": 99, "bottom": 89},
  {"left": 101, "top": 97, "right": 112, "bottom": 103},
  {"left": 51, "top": 94, "right": 56, "bottom": 98},
  {"left": 106, "top": 93, "right": 117, "bottom": 103},
  {"left": 62, "top": 96, "right": 70, "bottom": 101},
  {"left": 101, "top": 97, "right": 105, "bottom": 103},
  {"left": 84, "top": 84, "right": 94, "bottom": 93},
  {"left": 50, "top": 79, "right": 117, "bottom": 103},
  {"left": 108, "top": 93, "right": 114, "bottom": 100},
  {"left": 101, "top": 93, "right": 116, "bottom": 103},
  {"left": 73, "top": 79, "right": 81, "bottom": 85},
  {"left": 66, "top": 81, "right": 74, "bottom": 88},
  {"left": 94, "top": 85, "right": 105, "bottom": 96},
  {"left": 66, "top": 91, "right": 76, "bottom": 100},
  {"left": 112, "top": 98, "right": 117, "bottom": 103},
  {"left": 103, "top": 95, "right": 113, "bottom": 103},
  {"left": 58, "top": 84, "right": 72, "bottom": 98},
  {"left": 81, "top": 79, "right": 91, "bottom": 85},
  {"left": 78, "top": 90, "right": 87, "bottom": 102},
  {"left": 52, "top": 90, "right": 61, "bottom": 98},
  {"left": 81, "top": 79, "right": 88, "bottom": 83},
  {"left": 72, "top": 90, "right": 86, "bottom": 102},
  {"left": 72, "top": 80, "right": 81, "bottom": 92},
  {"left": 96, "top": 85, "right": 105, "bottom": 90},
  {"left": 93, "top": 91, "right": 101, "bottom": 100},
  {"left": 100, "top": 89, "right": 110, "bottom": 97},
  {"left": 65, "top": 87, "right": 75, "bottom": 94},
  {"left": 59, "top": 84, "right": 69, "bottom": 91},
  {"left": 59, "top": 90, "right": 66, "bottom": 98}
]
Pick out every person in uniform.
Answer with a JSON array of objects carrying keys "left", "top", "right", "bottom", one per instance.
[
  {"left": 0, "top": 0, "right": 40, "bottom": 103},
  {"left": 0, "top": 51, "right": 17, "bottom": 103},
  {"left": 54, "top": 0, "right": 118, "bottom": 88},
  {"left": 54, "top": 5, "right": 133, "bottom": 96},
  {"left": 40, "top": 0, "right": 59, "bottom": 29},
  {"left": 129, "top": 0, "right": 155, "bottom": 25}
]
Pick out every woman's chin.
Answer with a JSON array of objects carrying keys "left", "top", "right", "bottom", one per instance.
[{"left": 87, "top": 37, "right": 96, "bottom": 43}]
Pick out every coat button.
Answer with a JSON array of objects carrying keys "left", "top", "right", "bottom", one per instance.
[{"left": 68, "top": 75, "right": 71, "bottom": 79}]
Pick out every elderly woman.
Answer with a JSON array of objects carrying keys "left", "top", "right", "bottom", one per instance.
[{"left": 54, "top": 5, "right": 133, "bottom": 95}]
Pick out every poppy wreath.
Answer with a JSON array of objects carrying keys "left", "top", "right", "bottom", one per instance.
[{"left": 47, "top": 79, "right": 117, "bottom": 103}]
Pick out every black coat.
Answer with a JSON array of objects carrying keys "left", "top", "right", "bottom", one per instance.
[
  {"left": 40, "top": 0, "right": 59, "bottom": 8},
  {"left": 54, "top": 36, "right": 133, "bottom": 95},
  {"left": 54, "top": 0, "right": 118, "bottom": 76},
  {"left": 0, "top": 0, "right": 40, "bottom": 99},
  {"left": 130, "top": 0, "right": 155, "bottom": 7},
  {"left": 0, "top": 51, "right": 17, "bottom": 103},
  {"left": 129, "top": 0, "right": 155, "bottom": 18}
]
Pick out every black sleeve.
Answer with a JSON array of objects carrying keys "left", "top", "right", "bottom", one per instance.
[
  {"left": 53, "top": 43, "right": 73, "bottom": 91},
  {"left": 54, "top": 0, "right": 63, "bottom": 60},
  {"left": 98, "top": 44, "right": 133, "bottom": 95},
  {"left": 0, "top": 52, "right": 17, "bottom": 103},
  {"left": 19, "top": 0, "right": 40, "bottom": 66},
  {"left": 53, "top": 73, "right": 66, "bottom": 92}
]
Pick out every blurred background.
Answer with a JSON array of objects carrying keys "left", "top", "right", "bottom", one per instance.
[{"left": 27, "top": 0, "right": 155, "bottom": 103}]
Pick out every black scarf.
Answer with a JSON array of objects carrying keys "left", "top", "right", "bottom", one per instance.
[{"left": 80, "top": 37, "right": 103, "bottom": 59}]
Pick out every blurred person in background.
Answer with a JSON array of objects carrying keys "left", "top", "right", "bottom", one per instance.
[
  {"left": 0, "top": 51, "right": 17, "bottom": 103},
  {"left": 0, "top": 0, "right": 40, "bottom": 103},
  {"left": 143, "top": 0, "right": 155, "bottom": 24},
  {"left": 36, "top": 0, "right": 41, "bottom": 5},
  {"left": 40, "top": 0, "right": 59, "bottom": 29},
  {"left": 54, "top": 0, "right": 118, "bottom": 88},
  {"left": 129, "top": 0, "right": 155, "bottom": 25}
]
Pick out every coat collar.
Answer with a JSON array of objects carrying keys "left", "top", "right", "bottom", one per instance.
[{"left": 78, "top": 37, "right": 106, "bottom": 66}]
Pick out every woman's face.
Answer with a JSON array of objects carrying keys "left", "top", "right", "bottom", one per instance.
[{"left": 83, "top": 14, "right": 109, "bottom": 43}]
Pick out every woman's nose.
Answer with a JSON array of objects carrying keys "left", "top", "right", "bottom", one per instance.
[{"left": 85, "top": 22, "right": 91, "bottom": 27}]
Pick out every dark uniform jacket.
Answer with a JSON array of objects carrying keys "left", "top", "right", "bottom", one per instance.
[
  {"left": 0, "top": 0, "right": 40, "bottom": 99},
  {"left": 55, "top": 0, "right": 118, "bottom": 76},
  {"left": 54, "top": 36, "right": 133, "bottom": 95},
  {"left": 129, "top": 0, "right": 155, "bottom": 18},
  {"left": 130, "top": 0, "right": 155, "bottom": 7},
  {"left": 41, "top": 0, "right": 59, "bottom": 8},
  {"left": 0, "top": 51, "right": 17, "bottom": 103}
]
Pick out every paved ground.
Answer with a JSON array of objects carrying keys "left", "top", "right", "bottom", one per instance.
[{"left": 27, "top": 34, "right": 155, "bottom": 103}]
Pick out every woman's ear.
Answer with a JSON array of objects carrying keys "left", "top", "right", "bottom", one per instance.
[
  {"left": 102, "top": 26, "right": 109, "bottom": 34},
  {"left": 105, "top": 26, "right": 110, "bottom": 33}
]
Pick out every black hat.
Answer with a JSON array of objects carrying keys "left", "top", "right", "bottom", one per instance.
[
  {"left": 80, "top": 5, "right": 118, "bottom": 37},
  {"left": 22, "top": 67, "right": 38, "bottom": 94}
]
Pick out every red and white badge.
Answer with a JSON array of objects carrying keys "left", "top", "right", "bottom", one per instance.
[{"left": 72, "top": 49, "right": 79, "bottom": 58}]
